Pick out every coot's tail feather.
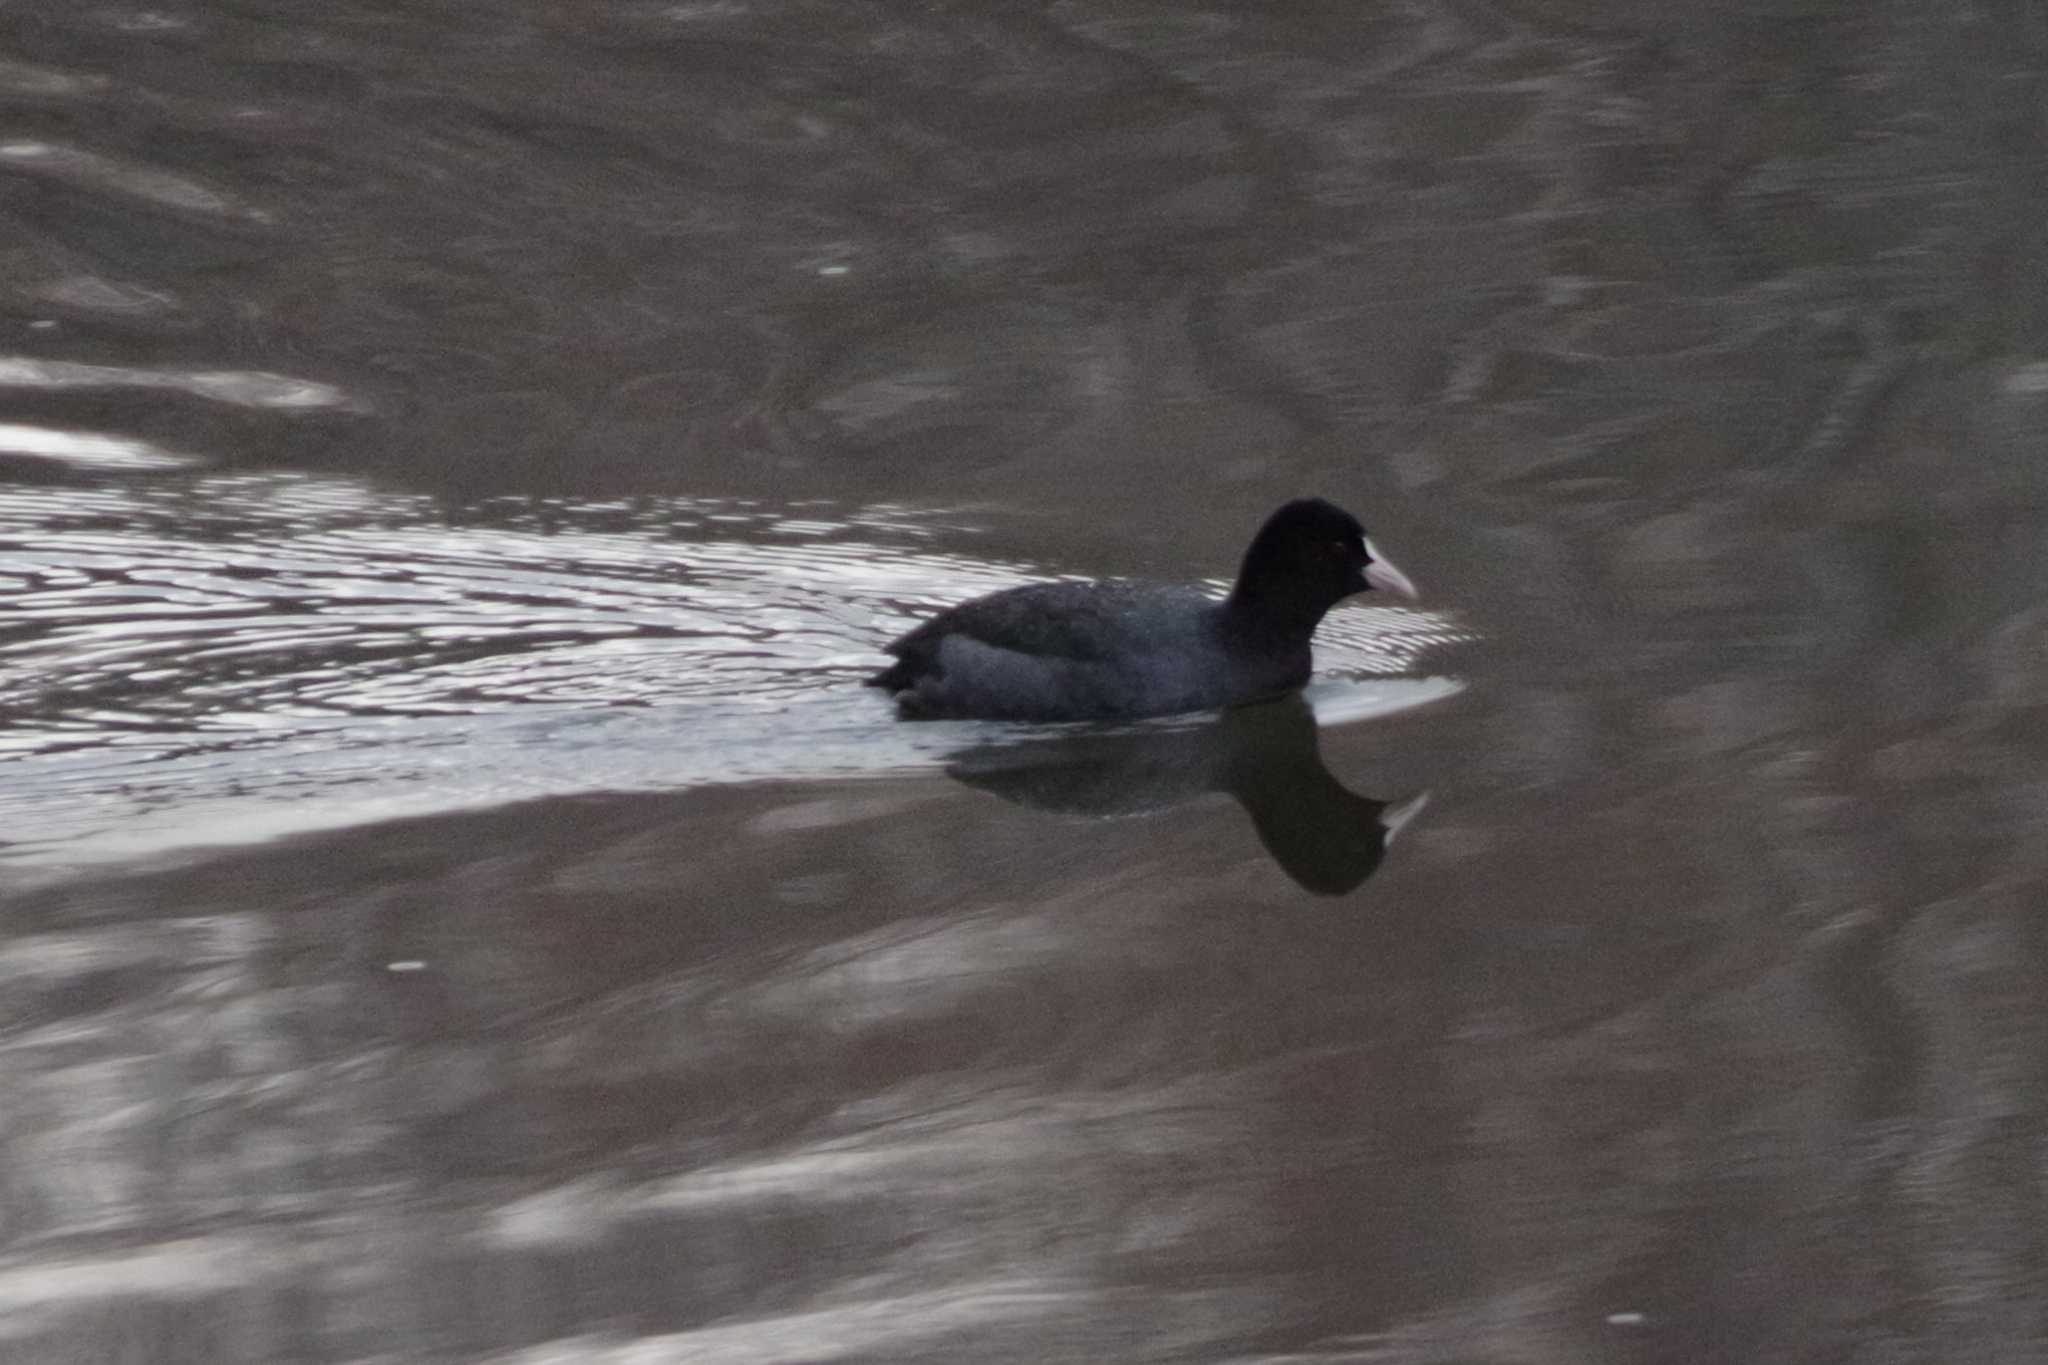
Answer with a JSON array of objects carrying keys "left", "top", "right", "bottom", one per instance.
[{"left": 866, "top": 658, "right": 919, "bottom": 691}]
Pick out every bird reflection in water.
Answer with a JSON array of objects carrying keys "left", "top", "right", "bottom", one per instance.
[{"left": 941, "top": 695, "right": 1426, "bottom": 896}]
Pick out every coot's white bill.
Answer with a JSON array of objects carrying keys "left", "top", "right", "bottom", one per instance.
[{"left": 1362, "top": 538, "right": 1419, "bottom": 600}]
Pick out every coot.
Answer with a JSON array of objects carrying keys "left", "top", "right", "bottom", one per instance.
[{"left": 867, "top": 498, "right": 1418, "bottom": 721}]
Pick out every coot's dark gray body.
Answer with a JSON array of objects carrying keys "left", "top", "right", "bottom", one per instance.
[{"left": 867, "top": 499, "right": 1418, "bottom": 722}]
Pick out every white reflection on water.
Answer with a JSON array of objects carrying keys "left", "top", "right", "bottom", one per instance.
[
  {"left": 0, "top": 423, "right": 195, "bottom": 470},
  {"left": 491, "top": 1281, "right": 1169, "bottom": 1365},
  {"left": 0, "top": 1235, "right": 272, "bottom": 1317},
  {"left": 1, "top": 473, "right": 1468, "bottom": 871},
  {"left": 0, "top": 139, "right": 269, "bottom": 220},
  {"left": 0, "top": 357, "right": 352, "bottom": 409}
]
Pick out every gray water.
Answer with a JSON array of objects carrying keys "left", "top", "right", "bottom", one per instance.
[{"left": 3, "top": 1, "right": 2047, "bottom": 1361}]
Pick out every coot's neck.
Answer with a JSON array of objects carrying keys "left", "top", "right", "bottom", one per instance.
[{"left": 1220, "top": 568, "right": 1337, "bottom": 650}]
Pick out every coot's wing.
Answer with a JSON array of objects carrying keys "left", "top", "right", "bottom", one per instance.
[{"left": 884, "top": 581, "right": 1203, "bottom": 664}]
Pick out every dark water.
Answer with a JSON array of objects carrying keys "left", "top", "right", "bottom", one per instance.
[{"left": 3, "top": 0, "right": 2047, "bottom": 1360}]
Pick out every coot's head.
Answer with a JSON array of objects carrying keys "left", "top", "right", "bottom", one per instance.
[{"left": 1237, "top": 498, "right": 1419, "bottom": 610}]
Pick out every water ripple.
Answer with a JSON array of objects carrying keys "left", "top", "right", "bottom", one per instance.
[
  {"left": 0, "top": 140, "right": 268, "bottom": 221},
  {"left": 0, "top": 358, "right": 355, "bottom": 410},
  {"left": 0, "top": 423, "right": 193, "bottom": 470},
  {"left": 0, "top": 474, "right": 1468, "bottom": 868}
]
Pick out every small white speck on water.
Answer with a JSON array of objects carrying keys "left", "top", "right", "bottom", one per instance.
[{"left": 2005, "top": 360, "right": 2048, "bottom": 394}]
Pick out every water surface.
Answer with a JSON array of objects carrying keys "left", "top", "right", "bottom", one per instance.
[{"left": 2, "top": 0, "right": 2047, "bottom": 1361}]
